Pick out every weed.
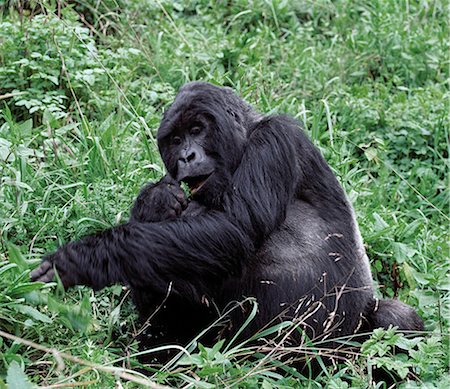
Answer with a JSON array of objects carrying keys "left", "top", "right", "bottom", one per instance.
[{"left": 0, "top": 0, "right": 448, "bottom": 387}]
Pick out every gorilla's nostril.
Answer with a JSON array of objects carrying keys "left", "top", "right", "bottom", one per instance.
[{"left": 187, "top": 152, "right": 196, "bottom": 162}]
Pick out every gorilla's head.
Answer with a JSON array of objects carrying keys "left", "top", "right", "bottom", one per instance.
[{"left": 157, "top": 82, "right": 259, "bottom": 207}]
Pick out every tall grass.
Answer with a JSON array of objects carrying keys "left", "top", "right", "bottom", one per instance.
[{"left": 0, "top": 0, "right": 448, "bottom": 387}]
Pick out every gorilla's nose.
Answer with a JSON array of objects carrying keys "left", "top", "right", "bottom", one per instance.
[{"left": 179, "top": 150, "right": 196, "bottom": 164}]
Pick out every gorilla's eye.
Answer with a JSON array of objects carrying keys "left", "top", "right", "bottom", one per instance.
[
  {"left": 171, "top": 136, "right": 182, "bottom": 145},
  {"left": 190, "top": 126, "right": 202, "bottom": 136}
]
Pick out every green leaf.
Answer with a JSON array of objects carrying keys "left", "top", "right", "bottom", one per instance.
[
  {"left": 12, "top": 304, "right": 52, "bottom": 323},
  {"left": 262, "top": 380, "right": 274, "bottom": 389},
  {"left": 17, "top": 119, "right": 32, "bottom": 136},
  {"left": 48, "top": 75, "right": 59, "bottom": 85},
  {"left": 0, "top": 138, "right": 13, "bottom": 161},
  {"left": 52, "top": 295, "right": 91, "bottom": 333},
  {"left": 6, "top": 361, "right": 34, "bottom": 389},
  {"left": 0, "top": 263, "right": 18, "bottom": 276},
  {"left": 364, "top": 147, "right": 378, "bottom": 161},
  {"left": 402, "top": 262, "right": 417, "bottom": 289},
  {"left": 178, "top": 353, "right": 205, "bottom": 366},
  {"left": 10, "top": 283, "right": 44, "bottom": 297},
  {"left": 210, "top": 339, "right": 225, "bottom": 356},
  {"left": 372, "top": 212, "right": 389, "bottom": 232},
  {"left": 251, "top": 321, "right": 293, "bottom": 340},
  {"left": 392, "top": 242, "right": 417, "bottom": 264},
  {"left": 7, "top": 244, "right": 28, "bottom": 271}
]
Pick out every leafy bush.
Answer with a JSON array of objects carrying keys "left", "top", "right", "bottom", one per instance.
[{"left": 0, "top": 10, "right": 148, "bottom": 122}]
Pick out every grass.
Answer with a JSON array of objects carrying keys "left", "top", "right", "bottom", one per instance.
[{"left": 0, "top": 0, "right": 448, "bottom": 387}]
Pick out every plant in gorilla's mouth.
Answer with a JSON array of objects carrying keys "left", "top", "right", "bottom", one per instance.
[{"left": 183, "top": 173, "right": 213, "bottom": 195}]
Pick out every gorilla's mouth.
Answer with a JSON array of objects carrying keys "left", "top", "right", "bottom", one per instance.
[{"left": 183, "top": 173, "right": 212, "bottom": 194}]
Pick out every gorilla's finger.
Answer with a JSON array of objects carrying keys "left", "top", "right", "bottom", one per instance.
[
  {"left": 174, "top": 193, "right": 188, "bottom": 210},
  {"left": 167, "top": 186, "right": 188, "bottom": 208},
  {"left": 38, "top": 268, "right": 55, "bottom": 283},
  {"left": 176, "top": 193, "right": 188, "bottom": 209},
  {"left": 30, "top": 261, "right": 52, "bottom": 281},
  {"left": 167, "top": 209, "right": 178, "bottom": 220},
  {"left": 173, "top": 203, "right": 183, "bottom": 216}
]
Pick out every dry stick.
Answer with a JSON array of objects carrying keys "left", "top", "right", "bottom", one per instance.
[
  {"left": 42, "top": 379, "right": 98, "bottom": 388},
  {"left": 0, "top": 92, "right": 25, "bottom": 100},
  {"left": 130, "top": 282, "right": 173, "bottom": 343},
  {"left": 0, "top": 330, "right": 171, "bottom": 389},
  {"left": 44, "top": 366, "right": 97, "bottom": 388}
]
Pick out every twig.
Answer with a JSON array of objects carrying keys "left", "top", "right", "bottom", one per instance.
[
  {"left": 0, "top": 92, "right": 25, "bottom": 100},
  {"left": 0, "top": 329, "right": 170, "bottom": 388}
]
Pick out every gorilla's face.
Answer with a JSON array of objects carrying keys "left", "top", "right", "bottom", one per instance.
[
  {"left": 156, "top": 83, "right": 251, "bottom": 207},
  {"left": 159, "top": 113, "right": 216, "bottom": 196},
  {"left": 156, "top": 108, "right": 230, "bottom": 207}
]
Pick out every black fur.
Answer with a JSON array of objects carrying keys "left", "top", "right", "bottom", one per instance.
[{"left": 31, "top": 82, "right": 423, "bottom": 362}]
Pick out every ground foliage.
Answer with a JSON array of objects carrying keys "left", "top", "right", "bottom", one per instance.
[{"left": 0, "top": 0, "right": 448, "bottom": 387}]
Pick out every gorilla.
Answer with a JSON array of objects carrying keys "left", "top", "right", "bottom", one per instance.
[{"left": 31, "top": 82, "right": 423, "bottom": 363}]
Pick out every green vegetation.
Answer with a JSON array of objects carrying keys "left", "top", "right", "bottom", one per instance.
[{"left": 0, "top": 0, "right": 448, "bottom": 387}]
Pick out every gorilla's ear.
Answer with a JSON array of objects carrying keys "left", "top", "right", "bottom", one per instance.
[{"left": 221, "top": 105, "right": 250, "bottom": 142}]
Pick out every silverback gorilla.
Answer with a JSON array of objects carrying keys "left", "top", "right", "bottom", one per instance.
[{"left": 31, "top": 82, "right": 423, "bottom": 362}]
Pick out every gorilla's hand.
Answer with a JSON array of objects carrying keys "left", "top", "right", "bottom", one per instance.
[
  {"left": 30, "top": 234, "right": 121, "bottom": 289},
  {"left": 131, "top": 175, "right": 188, "bottom": 223},
  {"left": 30, "top": 257, "right": 55, "bottom": 283},
  {"left": 30, "top": 250, "right": 80, "bottom": 288}
]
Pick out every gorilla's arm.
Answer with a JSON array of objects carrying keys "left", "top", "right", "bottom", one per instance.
[
  {"left": 31, "top": 116, "right": 301, "bottom": 297},
  {"left": 225, "top": 116, "right": 300, "bottom": 244},
  {"left": 31, "top": 214, "right": 252, "bottom": 299}
]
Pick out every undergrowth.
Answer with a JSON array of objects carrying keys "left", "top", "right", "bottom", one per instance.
[{"left": 0, "top": 0, "right": 448, "bottom": 387}]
